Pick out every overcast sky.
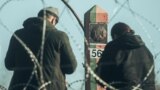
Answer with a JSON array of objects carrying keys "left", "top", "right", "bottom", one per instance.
[{"left": 0, "top": 0, "right": 160, "bottom": 89}]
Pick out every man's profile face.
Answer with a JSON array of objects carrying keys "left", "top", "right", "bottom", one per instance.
[{"left": 50, "top": 16, "right": 57, "bottom": 25}]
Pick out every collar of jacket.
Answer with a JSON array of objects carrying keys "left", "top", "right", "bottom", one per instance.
[
  {"left": 109, "top": 33, "right": 145, "bottom": 49},
  {"left": 23, "top": 17, "right": 56, "bottom": 31}
]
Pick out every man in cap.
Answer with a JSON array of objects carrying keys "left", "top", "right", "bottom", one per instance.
[
  {"left": 5, "top": 6, "right": 77, "bottom": 90},
  {"left": 95, "top": 22, "right": 155, "bottom": 90}
]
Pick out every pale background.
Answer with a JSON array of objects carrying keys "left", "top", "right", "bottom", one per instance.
[{"left": 0, "top": 0, "right": 160, "bottom": 90}]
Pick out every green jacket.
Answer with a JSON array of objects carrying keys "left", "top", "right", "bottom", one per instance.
[{"left": 5, "top": 17, "right": 77, "bottom": 90}]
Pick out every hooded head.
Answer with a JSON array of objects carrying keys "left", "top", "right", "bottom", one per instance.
[
  {"left": 111, "top": 22, "right": 134, "bottom": 40},
  {"left": 38, "top": 6, "right": 59, "bottom": 24},
  {"left": 110, "top": 22, "right": 145, "bottom": 49}
]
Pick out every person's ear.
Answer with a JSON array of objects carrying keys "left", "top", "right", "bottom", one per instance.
[
  {"left": 51, "top": 18, "right": 54, "bottom": 24},
  {"left": 51, "top": 17, "right": 57, "bottom": 25}
]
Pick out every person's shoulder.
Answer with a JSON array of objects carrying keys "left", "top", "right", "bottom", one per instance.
[
  {"left": 9, "top": 29, "right": 24, "bottom": 41},
  {"left": 55, "top": 30, "right": 66, "bottom": 34},
  {"left": 106, "top": 41, "right": 114, "bottom": 47},
  {"left": 13, "top": 28, "right": 24, "bottom": 34},
  {"left": 105, "top": 40, "right": 120, "bottom": 50},
  {"left": 51, "top": 30, "right": 67, "bottom": 36},
  {"left": 47, "top": 30, "right": 68, "bottom": 39}
]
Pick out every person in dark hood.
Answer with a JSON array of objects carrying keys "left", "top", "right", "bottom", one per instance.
[
  {"left": 95, "top": 22, "right": 155, "bottom": 90},
  {"left": 5, "top": 6, "right": 77, "bottom": 90}
]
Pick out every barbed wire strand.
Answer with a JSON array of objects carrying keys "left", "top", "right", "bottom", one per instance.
[
  {"left": 125, "top": 0, "right": 160, "bottom": 77},
  {"left": 58, "top": 0, "right": 84, "bottom": 54},
  {"left": 127, "top": 0, "right": 156, "bottom": 55},
  {"left": 109, "top": 0, "right": 129, "bottom": 23},
  {"left": 59, "top": 0, "right": 159, "bottom": 89},
  {"left": 115, "top": 0, "right": 160, "bottom": 33},
  {"left": 23, "top": 66, "right": 37, "bottom": 90},
  {"left": 0, "top": 0, "right": 12, "bottom": 12},
  {"left": 61, "top": 0, "right": 119, "bottom": 90},
  {"left": 0, "top": 18, "right": 42, "bottom": 90},
  {"left": 39, "top": 81, "right": 51, "bottom": 90},
  {"left": 39, "top": 0, "right": 47, "bottom": 90},
  {"left": 114, "top": 0, "right": 160, "bottom": 60},
  {"left": 59, "top": 0, "right": 69, "bottom": 18},
  {"left": 0, "top": 0, "right": 160, "bottom": 90},
  {"left": 125, "top": 1, "right": 155, "bottom": 89},
  {"left": 0, "top": 0, "right": 49, "bottom": 89},
  {"left": 58, "top": 13, "right": 86, "bottom": 90},
  {"left": 65, "top": 7, "right": 84, "bottom": 36},
  {"left": 59, "top": 0, "right": 84, "bottom": 54},
  {"left": 132, "top": 65, "right": 154, "bottom": 90},
  {"left": 1, "top": 0, "right": 115, "bottom": 89}
]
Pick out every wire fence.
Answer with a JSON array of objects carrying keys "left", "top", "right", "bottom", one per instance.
[{"left": 0, "top": 0, "right": 160, "bottom": 90}]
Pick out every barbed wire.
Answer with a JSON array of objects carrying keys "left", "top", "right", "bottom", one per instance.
[
  {"left": 127, "top": 0, "right": 156, "bottom": 55},
  {"left": 38, "top": 0, "right": 48, "bottom": 89},
  {"left": 66, "top": 8, "right": 84, "bottom": 36},
  {"left": 125, "top": 3, "right": 156, "bottom": 89},
  {"left": 64, "top": 0, "right": 160, "bottom": 89},
  {"left": 61, "top": 0, "right": 118, "bottom": 89},
  {"left": 0, "top": 0, "right": 53, "bottom": 90},
  {"left": 113, "top": 0, "right": 160, "bottom": 78},
  {"left": 109, "top": 0, "right": 129, "bottom": 23},
  {"left": 125, "top": 0, "right": 160, "bottom": 76},
  {"left": 0, "top": 18, "right": 42, "bottom": 90},
  {"left": 0, "top": 0, "right": 160, "bottom": 90}
]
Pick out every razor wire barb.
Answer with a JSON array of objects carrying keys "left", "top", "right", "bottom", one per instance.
[
  {"left": 0, "top": 0, "right": 54, "bottom": 90},
  {"left": 0, "top": 0, "right": 160, "bottom": 90},
  {"left": 0, "top": 18, "right": 42, "bottom": 90},
  {"left": 115, "top": 0, "right": 160, "bottom": 76},
  {"left": 62, "top": 0, "right": 159, "bottom": 90},
  {"left": 61, "top": 0, "right": 119, "bottom": 90}
]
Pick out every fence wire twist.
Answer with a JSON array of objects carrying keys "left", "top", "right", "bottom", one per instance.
[{"left": 0, "top": 0, "right": 160, "bottom": 90}]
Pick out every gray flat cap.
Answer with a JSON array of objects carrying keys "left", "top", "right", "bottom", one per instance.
[{"left": 38, "top": 6, "right": 59, "bottom": 23}]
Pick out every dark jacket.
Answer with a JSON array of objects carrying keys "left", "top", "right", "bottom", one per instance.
[
  {"left": 95, "top": 33, "right": 155, "bottom": 90},
  {"left": 5, "top": 17, "right": 77, "bottom": 90}
]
